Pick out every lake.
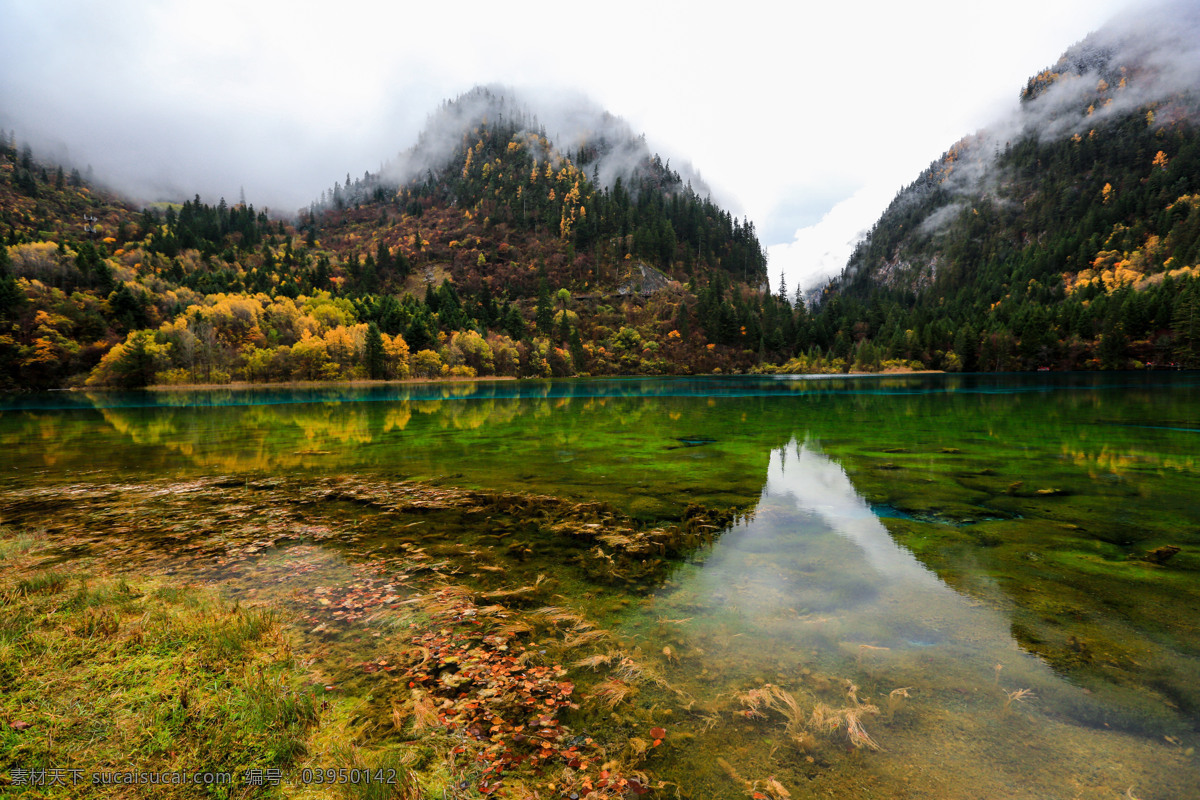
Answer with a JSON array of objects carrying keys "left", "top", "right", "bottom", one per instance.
[{"left": 1, "top": 372, "right": 1197, "bottom": 799}]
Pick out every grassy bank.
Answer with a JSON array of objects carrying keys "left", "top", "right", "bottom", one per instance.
[{"left": 0, "top": 528, "right": 425, "bottom": 798}]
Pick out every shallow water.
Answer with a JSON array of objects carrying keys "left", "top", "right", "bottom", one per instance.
[
  {"left": 619, "top": 439, "right": 1197, "bottom": 798},
  {"left": 2, "top": 372, "right": 1198, "bottom": 798}
]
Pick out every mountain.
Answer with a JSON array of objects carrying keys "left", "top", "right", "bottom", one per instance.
[
  {"left": 810, "top": 1, "right": 1200, "bottom": 371},
  {"left": 301, "top": 86, "right": 767, "bottom": 298},
  {"left": 1, "top": 88, "right": 798, "bottom": 390}
]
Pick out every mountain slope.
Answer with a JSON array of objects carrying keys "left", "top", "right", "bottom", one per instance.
[
  {"left": 303, "top": 86, "right": 767, "bottom": 298},
  {"left": 813, "top": 2, "right": 1200, "bottom": 370},
  {"left": 2, "top": 88, "right": 798, "bottom": 390}
]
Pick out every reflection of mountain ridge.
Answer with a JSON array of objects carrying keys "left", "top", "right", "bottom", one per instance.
[
  {"left": 766, "top": 438, "right": 944, "bottom": 586},
  {"left": 654, "top": 437, "right": 1052, "bottom": 662},
  {"left": 6, "top": 376, "right": 1199, "bottom": 729}
]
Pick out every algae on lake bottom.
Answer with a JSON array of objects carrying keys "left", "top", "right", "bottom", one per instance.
[{"left": 1, "top": 373, "right": 1197, "bottom": 798}]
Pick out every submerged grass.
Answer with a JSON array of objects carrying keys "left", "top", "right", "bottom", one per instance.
[
  {"left": 0, "top": 556, "right": 324, "bottom": 796},
  {"left": 0, "top": 492, "right": 676, "bottom": 799},
  {"left": 0, "top": 526, "right": 451, "bottom": 799}
]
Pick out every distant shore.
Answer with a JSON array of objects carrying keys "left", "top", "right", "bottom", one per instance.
[
  {"left": 137, "top": 375, "right": 519, "bottom": 392},
  {"left": 71, "top": 368, "right": 950, "bottom": 393}
]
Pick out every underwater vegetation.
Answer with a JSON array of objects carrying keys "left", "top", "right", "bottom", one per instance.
[{"left": 1, "top": 373, "right": 1197, "bottom": 798}]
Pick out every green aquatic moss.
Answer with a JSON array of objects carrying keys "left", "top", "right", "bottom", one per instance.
[{"left": 2, "top": 373, "right": 1199, "bottom": 799}]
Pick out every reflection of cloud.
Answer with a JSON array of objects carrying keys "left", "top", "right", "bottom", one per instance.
[{"left": 765, "top": 438, "right": 939, "bottom": 585}]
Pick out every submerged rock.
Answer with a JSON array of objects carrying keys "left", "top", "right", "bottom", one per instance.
[{"left": 1143, "top": 545, "right": 1181, "bottom": 564}]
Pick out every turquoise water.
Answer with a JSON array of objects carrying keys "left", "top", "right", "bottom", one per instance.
[{"left": 1, "top": 372, "right": 1198, "bottom": 798}]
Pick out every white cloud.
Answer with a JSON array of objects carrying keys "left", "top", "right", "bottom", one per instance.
[
  {"left": 767, "top": 181, "right": 900, "bottom": 293},
  {"left": 0, "top": 0, "right": 1135, "bottom": 266}
]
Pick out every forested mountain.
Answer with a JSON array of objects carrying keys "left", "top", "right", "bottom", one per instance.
[
  {"left": 10, "top": 6, "right": 1200, "bottom": 395},
  {"left": 810, "top": 3, "right": 1200, "bottom": 371},
  {"left": 1, "top": 89, "right": 804, "bottom": 391},
  {"left": 303, "top": 87, "right": 768, "bottom": 293}
]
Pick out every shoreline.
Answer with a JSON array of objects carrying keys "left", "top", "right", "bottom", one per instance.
[
  {"left": 139, "top": 375, "right": 519, "bottom": 392},
  {"left": 77, "top": 368, "right": 946, "bottom": 393}
]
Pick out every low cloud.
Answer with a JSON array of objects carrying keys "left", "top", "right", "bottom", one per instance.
[
  {"left": 913, "top": 0, "right": 1200, "bottom": 232},
  {"left": 767, "top": 182, "right": 900, "bottom": 294},
  {"left": 375, "top": 86, "right": 715, "bottom": 199},
  {"left": 917, "top": 201, "right": 969, "bottom": 236}
]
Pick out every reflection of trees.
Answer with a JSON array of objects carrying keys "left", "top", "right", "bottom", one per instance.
[
  {"left": 70, "top": 392, "right": 543, "bottom": 475},
  {"left": 3, "top": 376, "right": 1194, "bottom": 520}
]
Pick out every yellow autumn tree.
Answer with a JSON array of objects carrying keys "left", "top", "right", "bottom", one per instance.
[
  {"left": 290, "top": 331, "right": 335, "bottom": 381},
  {"left": 411, "top": 349, "right": 442, "bottom": 378},
  {"left": 381, "top": 333, "right": 411, "bottom": 379},
  {"left": 86, "top": 330, "right": 172, "bottom": 388},
  {"left": 301, "top": 291, "right": 356, "bottom": 332},
  {"left": 322, "top": 323, "right": 367, "bottom": 376},
  {"left": 450, "top": 329, "right": 494, "bottom": 375}
]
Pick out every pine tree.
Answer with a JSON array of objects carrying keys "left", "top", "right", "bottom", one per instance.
[
  {"left": 569, "top": 326, "right": 586, "bottom": 370},
  {"left": 0, "top": 245, "right": 23, "bottom": 320},
  {"left": 560, "top": 314, "right": 571, "bottom": 346},
  {"left": 1098, "top": 317, "right": 1128, "bottom": 370},
  {"left": 503, "top": 303, "right": 527, "bottom": 341},
  {"left": 1173, "top": 282, "right": 1200, "bottom": 368},
  {"left": 365, "top": 322, "right": 386, "bottom": 379},
  {"left": 376, "top": 240, "right": 392, "bottom": 273},
  {"left": 535, "top": 280, "right": 554, "bottom": 334}
]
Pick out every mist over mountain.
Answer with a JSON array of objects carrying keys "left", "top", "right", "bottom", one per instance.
[
  {"left": 802, "top": 0, "right": 1200, "bottom": 372},
  {"left": 400, "top": 88, "right": 712, "bottom": 195},
  {"left": 6, "top": 5, "right": 1199, "bottom": 392},
  {"left": 307, "top": 87, "right": 717, "bottom": 217},
  {"left": 0, "top": 86, "right": 785, "bottom": 391},
  {"left": 854, "top": 0, "right": 1200, "bottom": 261}
]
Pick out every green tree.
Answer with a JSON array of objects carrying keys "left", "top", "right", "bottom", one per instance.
[
  {"left": 109, "top": 284, "right": 149, "bottom": 331},
  {"left": 1173, "top": 282, "right": 1200, "bottom": 368},
  {"left": 952, "top": 323, "right": 978, "bottom": 372},
  {"left": 86, "top": 330, "right": 172, "bottom": 388},
  {"left": 559, "top": 313, "right": 571, "bottom": 346},
  {"left": 0, "top": 246, "right": 23, "bottom": 320},
  {"left": 569, "top": 326, "right": 586, "bottom": 371},
  {"left": 364, "top": 322, "right": 386, "bottom": 379},
  {"left": 1098, "top": 317, "right": 1128, "bottom": 370},
  {"left": 502, "top": 303, "right": 527, "bottom": 341},
  {"left": 535, "top": 280, "right": 554, "bottom": 334}
]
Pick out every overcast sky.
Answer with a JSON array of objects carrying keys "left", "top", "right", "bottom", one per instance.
[{"left": 1, "top": 0, "right": 1135, "bottom": 292}]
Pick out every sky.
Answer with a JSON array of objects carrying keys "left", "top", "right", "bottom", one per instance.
[{"left": 0, "top": 0, "right": 1136, "bottom": 293}]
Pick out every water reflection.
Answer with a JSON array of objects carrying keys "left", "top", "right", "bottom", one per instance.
[
  {"left": 3, "top": 377, "right": 1197, "bottom": 699},
  {"left": 767, "top": 439, "right": 940, "bottom": 584},
  {"left": 2, "top": 371, "right": 1197, "bottom": 413},
  {"left": 637, "top": 439, "right": 1196, "bottom": 799},
  {"left": 649, "top": 438, "right": 1038, "bottom": 666},
  {"left": 2, "top": 375, "right": 1198, "bottom": 796}
]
